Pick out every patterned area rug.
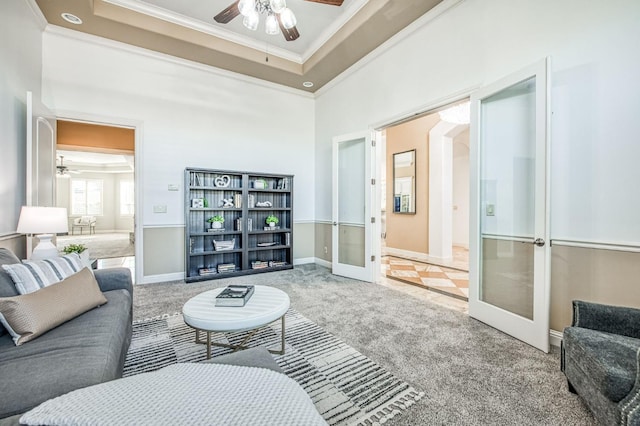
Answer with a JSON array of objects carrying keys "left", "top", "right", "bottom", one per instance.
[{"left": 124, "top": 310, "right": 424, "bottom": 426}]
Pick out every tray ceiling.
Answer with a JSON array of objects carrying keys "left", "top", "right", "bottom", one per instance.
[{"left": 35, "top": 0, "right": 443, "bottom": 92}]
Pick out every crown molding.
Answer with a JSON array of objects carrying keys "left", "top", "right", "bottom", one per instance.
[
  {"left": 101, "top": 0, "right": 303, "bottom": 63},
  {"left": 315, "top": 0, "right": 464, "bottom": 98},
  {"left": 44, "top": 25, "right": 315, "bottom": 99},
  {"left": 24, "top": 0, "right": 48, "bottom": 30},
  {"left": 299, "top": 0, "right": 369, "bottom": 62}
]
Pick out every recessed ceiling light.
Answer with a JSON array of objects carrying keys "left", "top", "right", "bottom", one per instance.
[
  {"left": 302, "top": 81, "right": 314, "bottom": 88},
  {"left": 61, "top": 13, "right": 83, "bottom": 25}
]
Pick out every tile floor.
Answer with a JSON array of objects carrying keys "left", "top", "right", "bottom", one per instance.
[{"left": 381, "top": 256, "right": 469, "bottom": 301}]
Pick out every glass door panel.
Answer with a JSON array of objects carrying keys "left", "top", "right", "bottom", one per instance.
[
  {"left": 479, "top": 77, "right": 536, "bottom": 320},
  {"left": 332, "top": 132, "right": 373, "bottom": 281},
  {"left": 338, "top": 138, "right": 366, "bottom": 267}
]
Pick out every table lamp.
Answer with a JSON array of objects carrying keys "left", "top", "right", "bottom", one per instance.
[{"left": 16, "top": 206, "right": 69, "bottom": 260}]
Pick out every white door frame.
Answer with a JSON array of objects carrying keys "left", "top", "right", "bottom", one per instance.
[
  {"left": 468, "top": 58, "right": 551, "bottom": 352},
  {"left": 53, "top": 110, "right": 144, "bottom": 285},
  {"left": 332, "top": 130, "right": 375, "bottom": 282}
]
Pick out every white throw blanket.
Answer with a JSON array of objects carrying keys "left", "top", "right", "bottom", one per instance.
[{"left": 21, "top": 363, "right": 327, "bottom": 426}]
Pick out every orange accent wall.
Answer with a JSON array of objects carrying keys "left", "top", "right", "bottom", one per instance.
[
  {"left": 385, "top": 114, "right": 440, "bottom": 254},
  {"left": 57, "top": 120, "right": 134, "bottom": 152}
]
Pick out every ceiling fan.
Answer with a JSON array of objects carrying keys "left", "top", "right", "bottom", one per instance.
[
  {"left": 214, "top": 0, "right": 345, "bottom": 42},
  {"left": 56, "top": 156, "right": 80, "bottom": 176}
]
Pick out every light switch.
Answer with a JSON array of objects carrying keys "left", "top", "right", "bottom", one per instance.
[
  {"left": 168, "top": 184, "right": 179, "bottom": 191},
  {"left": 153, "top": 205, "right": 167, "bottom": 213},
  {"left": 486, "top": 204, "right": 495, "bottom": 216}
]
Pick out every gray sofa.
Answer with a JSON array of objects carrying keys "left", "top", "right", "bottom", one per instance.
[
  {"left": 561, "top": 300, "right": 640, "bottom": 425},
  {"left": 0, "top": 248, "right": 284, "bottom": 425},
  {"left": 0, "top": 248, "right": 133, "bottom": 422}
]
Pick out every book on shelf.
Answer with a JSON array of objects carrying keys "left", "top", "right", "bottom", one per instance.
[
  {"left": 269, "top": 261, "right": 287, "bottom": 267},
  {"left": 198, "top": 268, "right": 217, "bottom": 276},
  {"left": 215, "top": 285, "right": 255, "bottom": 307},
  {"left": 236, "top": 218, "right": 253, "bottom": 232},
  {"left": 217, "top": 263, "right": 237, "bottom": 274},
  {"left": 251, "top": 261, "right": 269, "bottom": 269}
]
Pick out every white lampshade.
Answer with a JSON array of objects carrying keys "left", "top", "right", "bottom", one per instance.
[
  {"left": 243, "top": 10, "right": 260, "bottom": 31},
  {"left": 17, "top": 206, "right": 69, "bottom": 260},
  {"left": 279, "top": 8, "right": 296, "bottom": 29},
  {"left": 17, "top": 206, "right": 69, "bottom": 234},
  {"left": 269, "top": 0, "right": 286, "bottom": 13},
  {"left": 238, "top": 0, "right": 255, "bottom": 17},
  {"left": 265, "top": 14, "right": 280, "bottom": 35}
]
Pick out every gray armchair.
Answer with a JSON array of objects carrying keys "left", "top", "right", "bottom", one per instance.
[{"left": 561, "top": 300, "right": 640, "bottom": 425}]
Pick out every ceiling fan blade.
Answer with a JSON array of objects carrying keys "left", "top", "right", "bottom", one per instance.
[
  {"left": 277, "top": 15, "right": 300, "bottom": 41},
  {"left": 304, "top": 0, "right": 344, "bottom": 5},
  {"left": 214, "top": 1, "right": 240, "bottom": 24}
]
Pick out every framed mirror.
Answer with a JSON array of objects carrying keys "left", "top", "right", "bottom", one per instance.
[{"left": 393, "top": 150, "right": 416, "bottom": 214}]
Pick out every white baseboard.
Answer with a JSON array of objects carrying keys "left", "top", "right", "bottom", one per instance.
[
  {"left": 138, "top": 272, "right": 184, "bottom": 284},
  {"left": 313, "top": 257, "right": 331, "bottom": 269},
  {"left": 549, "top": 329, "right": 563, "bottom": 348},
  {"left": 140, "top": 258, "right": 324, "bottom": 283}
]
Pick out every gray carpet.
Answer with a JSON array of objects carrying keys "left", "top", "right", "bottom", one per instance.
[
  {"left": 133, "top": 265, "right": 595, "bottom": 425},
  {"left": 57, "top": 232, "right": 134, "bottom": 259},
  {"left": 126, "top": 310, "right": 424, "bottom": 425}
]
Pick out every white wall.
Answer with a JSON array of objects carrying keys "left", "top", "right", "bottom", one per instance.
[
  {"left": 452, "top": 129, "right": 469, "bottom": 247},
  {"left": 0, "top": 1, "right": 43, "bottom": 236},
  {"left": 42, "top": 28, "right": 316, "bottom": 228},
  {"left": 315, "top": 0, "right": 640, "bottom": 245}
]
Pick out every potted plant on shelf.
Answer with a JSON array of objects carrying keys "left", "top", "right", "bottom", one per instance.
[
  {"left": 207, "top": 215, "right": 225, "bottom": 229},
  {"left": 62, "top": 243, "right": 90, "bottom": 267},
  {"left": 265, "top": 215, "right": 279, "bottom": 228}
]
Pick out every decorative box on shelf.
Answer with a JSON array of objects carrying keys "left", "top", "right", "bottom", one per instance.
[{"left": 213, "top": 239, "right": 235, "bottom": 251}]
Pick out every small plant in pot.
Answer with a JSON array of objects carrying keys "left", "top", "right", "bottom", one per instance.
[
  {"left": 208, "top": 215, "right": 225, "bottom": 229},
  {"left": 62, "top": 243, "right": 90, "bottom": 266},
  {"left": 265, "top": 215, "right": 279, "bottom": 228}
]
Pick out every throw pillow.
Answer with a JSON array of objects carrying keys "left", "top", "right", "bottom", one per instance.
[
  {"left": 1, "top": 253, "right": 84, "bottom": 295},
  {"left": 0, "top": 268, "right": 107, "bottom": 345}
]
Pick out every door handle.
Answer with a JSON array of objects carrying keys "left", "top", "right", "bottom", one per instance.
[
  {"left": 533, "top": 238, "right": 545, "bottom": 247},
  {"left": 332, "top": 222, "right": 337, "bottom": 226}
]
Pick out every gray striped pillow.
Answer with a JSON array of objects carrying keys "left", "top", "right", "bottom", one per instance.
[{"left": 1, "top": 254, "right": 84, "bottom": 295}]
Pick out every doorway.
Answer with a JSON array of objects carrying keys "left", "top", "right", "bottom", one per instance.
[
  {"left": 380, "top": 100, "right": 470, "bottom": 301},
  {"left": 54, "top": 120, "right": 136, "bottom": 281}
]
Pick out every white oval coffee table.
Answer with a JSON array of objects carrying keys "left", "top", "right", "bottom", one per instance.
[{"left": 182, "top": 285, "right": 290, "bottom": 359}]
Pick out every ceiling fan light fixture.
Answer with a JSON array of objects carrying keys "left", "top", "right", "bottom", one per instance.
[
  {"left": 238, "top": 0, "right": 256, "bottom": 17},
  {"left": 269, "top": 0, "right": 286, "bottom": 14},
  {"left": 243, "top": 10, "right": 260, "bottom": 31},
  {"left": 265, "top": 14, "right": 280, "bottom": 35},
  {"left": 279, "top": 7, "right": 296, "bottom": 30}
]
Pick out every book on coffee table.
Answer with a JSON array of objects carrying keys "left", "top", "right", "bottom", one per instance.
[{"left": 215, "top": 285, "right": 255, "bottom": 307}]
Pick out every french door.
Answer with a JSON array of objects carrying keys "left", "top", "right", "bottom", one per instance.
[
  {"left": 332, "top": 131, "right": 374, "bottom": 282},
  {"left": 469, "top": 58, "right": 551, "bottom": 352}
]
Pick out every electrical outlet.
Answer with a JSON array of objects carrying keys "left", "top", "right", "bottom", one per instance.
[
  {"left": 153, "top": 205, "right": 167, "bottom": 213},
  {"left": 168, "top": 184, "right": 179, "bottom": 191},
  {"left": 324, "top": 246, "right": 328, "bottom": 254}
]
